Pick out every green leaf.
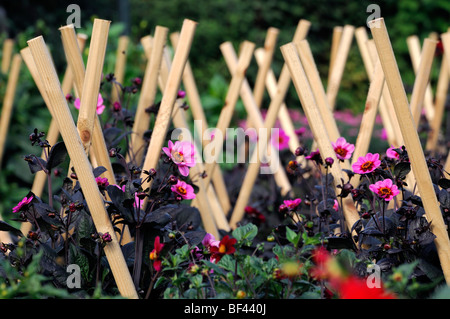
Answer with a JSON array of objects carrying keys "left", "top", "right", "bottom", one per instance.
[
  {"left": 285, "top": 227, "right": 301, "bottom": 247},
  {"left": 232, "top": 223, "right": 258, "bottom": 246}
]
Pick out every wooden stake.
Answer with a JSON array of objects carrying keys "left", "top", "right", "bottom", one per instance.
[
  {"left": 76, "top": 19, "right": 111, "bottom": 156},
  {"left": 0, "top": 54, "right": 22, "bottom": 169},
  {"left": 229, "top": 42, "right": 300, "bottom": 229},
  {"left": 140, "top": 19, "right": 197, "bottom": 199},
  {"left": 60, "top": 23, "right": 132, "bottom": 244},
  {"left": 221, "top": 42, "right": 293, "bottom": 197},
  {"left": 253, "top": 27, "right": 279, "bottom": 108},
  {"left": 355, "top": 27, "right": 401, "bottom": 147},
  {"left": 296, "top": 39, "right": 351, "bottom": 170},
  {"left": 407, "top": 35, "right": 435, "bottom": 121},
  {"left": 157, "top": 44, "right": 225, "bottom": 237},
  {"left": 27, "top": 35, "right": 138, "bottom": 298},
  {"left": 427, "top": 33, "right": 450, "bottom": 151},
  {"left": 111, "top": 35, "right": 129, "bottom": 103},
  {"left": 170, "top": 32, "right": 232, "bottom": 215},
  {"left": 281, "top": 42, "right": 360, "bottom": 234},
  {"left": 200, "top": 41, "right": 255, "bottom": 191},
  {"left": 326, "top": 25, "right": 354, "bottom": 110},
  {"left": 408, "top": 38, "right": 437, "bottom": 127},
  {"left": 128, "top": 26, "right": 168, "bottom": 166},
  {"left": 1, "top": 39, "right": 14, "bottom": 74},
  {"left": 369, "top": 18, "right": 450, "bottom": 284},
  {"left": 352, "top": 59, "right": 385, "bottom": 168},
  {"left": 328, "top": 26, "right": 343, "bottom": 85}
]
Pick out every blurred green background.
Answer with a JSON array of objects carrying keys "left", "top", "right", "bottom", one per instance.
[{"left": 0, "top": 0, "right": 449, "bottom": 223}]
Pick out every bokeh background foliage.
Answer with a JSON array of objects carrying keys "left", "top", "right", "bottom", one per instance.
[{"left": 0, "top": 0, "right": 449, "bottom": 223}]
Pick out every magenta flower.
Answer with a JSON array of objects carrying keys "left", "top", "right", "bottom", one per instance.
[
  {"left": 202, "top": 233, "right": 220, "bottom": 251},
  {"left": 283, "top": 198, "right": 302, "bottom": 211},
  {"left": 305, "top": 149, "right": 323, "bottom": 165},
  {"left": 271, "top": 129, "right": 290, "bottom": 150},
  {"left": 352, "top": 153, "right": 381, "bottom": 174},
  {"left": 333, "top": 199, "right": 339, "bottom": 212},
  {"left": 386, "top": 146, "right": 400, "bottom": 160},
  {"left": 74, "top": 93, "right": 106, "bottom": 115},
  {"left": 332, "top": 137, "right": 355, "bottom": 161},
  {"left": 369, "top": 179, "right": 399, "bottom": 201},
  {"left": 162, "top": 140, "right": 196, "bottom": 176},
  {"left": 95, "top": 176, "right": 109, "bottom": 188},
  {"left": 113, "top": 184, "right": 143, "bottom": 208},
  {"left": 171, "top": 180, "right": 196, "bottom": 200},
  {"left": 12, "top": 195, "right": 33, "bottom": 213}
]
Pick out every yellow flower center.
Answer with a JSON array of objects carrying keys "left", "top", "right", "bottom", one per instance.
[
  {"left": 335, "top": 147, "right": 347, "bottom": 157},
  {"left": 173, "top": 151, "right": 184, "bottom": 162},
  {"left": 361, "top": 161, "right": 374, "bottom": 171},
  {"left": 149, "top": 251, "right": 157, "bottom": 260},
  {"left": 219, "top": 244, "right": 226, "bottom": 254},
  {"left": 379, "top": 187, "right": 393, "bottom": 197},
  {"left": 177, "top": 186, "right": 187, "bottom": 195}
]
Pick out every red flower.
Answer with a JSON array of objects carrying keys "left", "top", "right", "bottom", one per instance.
[
  {"left": 210, "top": 235, "right": 237, "bottom": 262},
  {"left": 149, "top": 236, "right": 165, "bottom": 271},
  {"left": 244, "top": 206, "right": 266, "bottom": 224},
  {"left": 335, "top": 275, "right": 396, "bottom": 299}
]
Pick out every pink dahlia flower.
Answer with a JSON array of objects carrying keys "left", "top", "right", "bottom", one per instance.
[
  {"left": 171, "top": 180, "right": 196, "bottom": 200},
  {"left": 386, "top": 146, "right": 400, "bottom": 160},
  {"left": 12, "top": 195, "right": 34, "bottom": 213},
  {"left": 352, "top": 153, "right": 381, "bottom": 174},
  {"left": 332, "top": 137, "right": 355, "bottom": 161},
  {"left": 369, "top": 179, "right": 399, "bottom": 201},
  {"left": 271, "top": 129, "right": 290, "bottom": 150},
  {"left": 162, "top": 140, "right": 196, "bottom": 177}
]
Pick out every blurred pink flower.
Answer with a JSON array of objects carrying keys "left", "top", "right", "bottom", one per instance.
[
  {"left": 369, "top": 179, "right": 399, "bottom": 201},
  {"left": 332, "top": 137, "right": 355, "bottom": 161},
  {"left": 271, "top": 129, "right": 290, "bottom": 150},
  {"left": 162, "top": 140, "right": 196, "bottom": 176},
  {"left": 74, "top": 93, "right": 105, "bottom": 115},
  {"left": 386, "top": 146, "right": 400, "bottom": 160},
  {"left": 352, "top": 153, "right": 381, "bottom": 174}
]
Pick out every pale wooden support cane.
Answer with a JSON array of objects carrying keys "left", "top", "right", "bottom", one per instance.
[
  {"left": 369, "top": 18, "right": 450, "bottom": 285},
  {"left": 60, "top": 22, "right": 133, "bottom": 244},
  {"left": 1, "top": 38, "right": 14, "bottom": 74},
  {"left": 352, "top": 59, "right": 385, "bottom": 171},
  {"left": 326, "top": 25, "right": 355, "bottom": 111},
  {"left": 296, "top": 39, "right": 351, "bottom": 171},
  {"left": 355, "top": 27, "right": 401, "bottom": 147},
  {"left": 253, "top": 27, "right": 279, "bottom": 109},
  {"left": 441, "top": 32, "right": 450, "bottom": 175},
  {"left": 139, "top": 19, "right": 197, "bottom": 206},
  {"left": 158, "top": 44, "right": 226, "bottom": 237},
  {"left": 0, "top": 53, "right": 20, "bottom": 246},
  {"left": 407, "top": 35, "right": 435, "bottom": 122},
  {"left": 426, "top": 32, "right": 450, "bottom": 152},
  {"left": 201, "top": 41, "right": 255, "bottom": 193},
  {"left": 0, "top": 54, "right": 22, "bottom": 170},
  {"left": 20, "top": 34, "right": 88, "bottom": 236},
  {"left": 128, "top": 26, "right": 168, "bottom": 166},
  {"left": 408, "top": 38, "right": 437, "bottom": 128},
  {"left": 170, "top": 32, "right": 232, "bottom": 215},
  {"left": 281, "top": 43, "right": 360, "bottom": 235},
  {"left": 252, "top": 19, "right": 311, "bottom": 169},
  {"left": 229, "top": 41, "right": 302, "bottom": 229},
  {"left": 27, "top": 35, "right": 138, "bottom": 298},
  {"left": 220, "top": 42, "right": 293, "bottom": 197},
  {"left": 328, "top": 26, "right": 343, "bottom": 85},
  {"left": 111, "top": 35, "right": 129, "bottom": 104}
]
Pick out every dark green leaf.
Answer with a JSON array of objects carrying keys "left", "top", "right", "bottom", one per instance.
[{"left": 46, "top": 142, "right": 67, "bottom": 170}]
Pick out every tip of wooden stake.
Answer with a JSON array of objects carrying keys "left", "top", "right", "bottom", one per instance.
[
  {"left": 59, "top": 24, "right": 76, "bottom": 31},
  {"left": 368, "top": 17, "right": 384, "bottom": 29}
]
